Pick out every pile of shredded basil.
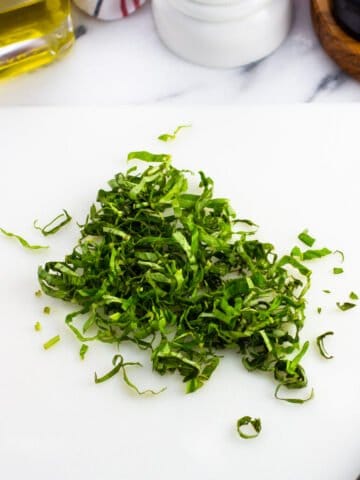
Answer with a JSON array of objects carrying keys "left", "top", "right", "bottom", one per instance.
[{"left": 38, "top": 151, "right": 315, "bottom": 395}]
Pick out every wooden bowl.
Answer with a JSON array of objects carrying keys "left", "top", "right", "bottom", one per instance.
[{"left": 311, "top": 0, "right": 360, "bottom": 81}]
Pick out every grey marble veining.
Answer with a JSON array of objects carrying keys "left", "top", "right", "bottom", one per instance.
[{"left": 0, "top": 0, "right": 359, "bottom": 105}]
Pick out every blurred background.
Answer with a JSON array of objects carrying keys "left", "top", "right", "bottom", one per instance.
[{"left": 1, "top": 0, "right": 360, "bottom": 105}]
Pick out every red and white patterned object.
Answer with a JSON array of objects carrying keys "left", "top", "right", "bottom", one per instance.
[{"left": 73, "top": 0, "right": 147, "bottom": 20}]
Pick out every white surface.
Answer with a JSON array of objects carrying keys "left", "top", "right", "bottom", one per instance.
[
  {"left": 1, "top": 1, "right": 360, "bottom": 104},
  {"left": 0, "top": 106, "right": 359, "bottom": 480},
  {"left": 152, "top": 0, "right": 291, "bottom": 67}
]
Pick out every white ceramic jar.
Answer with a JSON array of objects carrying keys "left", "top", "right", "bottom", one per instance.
[{"left": 152, "top": 0, "right": 293, "bottom": 68}]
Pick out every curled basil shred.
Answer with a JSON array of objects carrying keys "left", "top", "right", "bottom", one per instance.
[
  {"left": 274, "top": 384, "right": 314, "bottom": 404},
  {"left": 316, "top": 331, "right": 334, "bottom": 359},
  {"left": 95, "top": 354, "right": 165, "bottom": 395},
  {"left": 334, "top": 250, "right": 345, "bottom": 263},
  {"left": 237, "top": 416, "right": 262, "bottom": 439},
  {"left": 34, "top": 209, "right": 72, "bottom": 236},
  {"left": 158, "top": 125, "right": 191, "bottom": 142},
  {"left": 38, "top": 152, "right": 316, "bottom": 394}
]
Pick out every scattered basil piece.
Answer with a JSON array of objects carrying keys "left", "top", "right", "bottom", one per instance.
[
  {"left": 0, "top": 228, "right": 48, "bottom": 250},
  {"left": 35, "top": 290, "right": 42, "bottom": 297},
  {"left": 237, "top": 416, "right": 262, "bottom": 439},
  {"left": 127, "top": 151, "right": 171, "bottom": 163},
  {"left": 34, "top": 322, "right": 41, "bottom": 332},
  {"left": 43, "top": 335, "right": 60, "bottom": 350},
  {"left": 158, "top": 125, "right": 191, "bottom": 142},
  {"left": 316, "top": 331, "right": 334, "bottom": 359},
  {"left": 95, "top": 354, "right": 165, "bottom": 395},
  {"left": 317, "top": 307, "right": 322, "bottom": 314},
  {"left": 274, "top": 384, "right": 314, "bottom": 404},
  {"left": 322, "top": 289, "right": 331, "bottom": 294},
  {"left": 334, "top": 250, "right": 345, "bottom": 263},
  {"left": 34, "top": 209, "right": 72, "bottom": 236},
  {"left": 333, "top": 267, "right": 344, "bottom": 275},
  {"left": 349, "top": 292, "right": 358, "bottom": 301},
  {"left": 302, "top": 248, "right": 332, "bottom": 261},
  {"left": 298, "top": 229, "right": 316, "bottom": 247},
  {"left": 237, "top": 219, "right": 258, "bottom": 228},
  {"left": 79, "top": 344, "right": 89, "bottom": 360},
  {"left": 43, "top": 306, "right": 51, "bottom": 315},
  {"left": 336, "top": 302, "right": 356, "bottom": 311}
]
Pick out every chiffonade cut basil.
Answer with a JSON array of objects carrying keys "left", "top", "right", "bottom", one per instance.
[{"left": 38, "top": 151, "right": 321, "bottom": 397}]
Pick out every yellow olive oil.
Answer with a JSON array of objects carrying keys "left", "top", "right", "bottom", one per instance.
[{"left": 0, "top": 0, "right": 74, "bottom": 79}]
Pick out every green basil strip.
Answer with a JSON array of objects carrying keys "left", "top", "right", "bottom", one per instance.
[
  {"left": 43, "top": 335, "right": 60, "bottom": 350},
  {"left": 79, "top": 344, "right": 89, "bottom": 360},
  {"left": 158, "top": 125, "right": 191, "bottom": 142},
  {"left": 127, "top": 151, "right": 171, "bottom": 163},
  {"left": 297, "top": 229, "right": 316, "bottom": 247},
  {"left": 0, "top": 228, "right": 48, "bottom": 250},
  {"left": 302, "top": 248, "right": 332, "bottom": 261},
  {"left": 287, "top": 341, "right": 309, "bottom": 375}
]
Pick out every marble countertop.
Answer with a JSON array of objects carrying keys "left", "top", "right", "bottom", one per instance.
[{"left": 1, "top": 0, "right": 360, "bottom": 105}]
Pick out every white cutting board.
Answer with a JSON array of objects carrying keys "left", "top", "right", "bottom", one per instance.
[{"left": 0, "top": 107, "right": 359, "bottom": 480}]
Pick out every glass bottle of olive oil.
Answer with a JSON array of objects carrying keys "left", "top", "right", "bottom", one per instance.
[{"left": 0, "top": 0, "right": 74, "bottom": 79}]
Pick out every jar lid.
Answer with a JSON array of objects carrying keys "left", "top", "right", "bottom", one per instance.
[{"left": 169, "top": 0, "right": 271, "bottom": 22}]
